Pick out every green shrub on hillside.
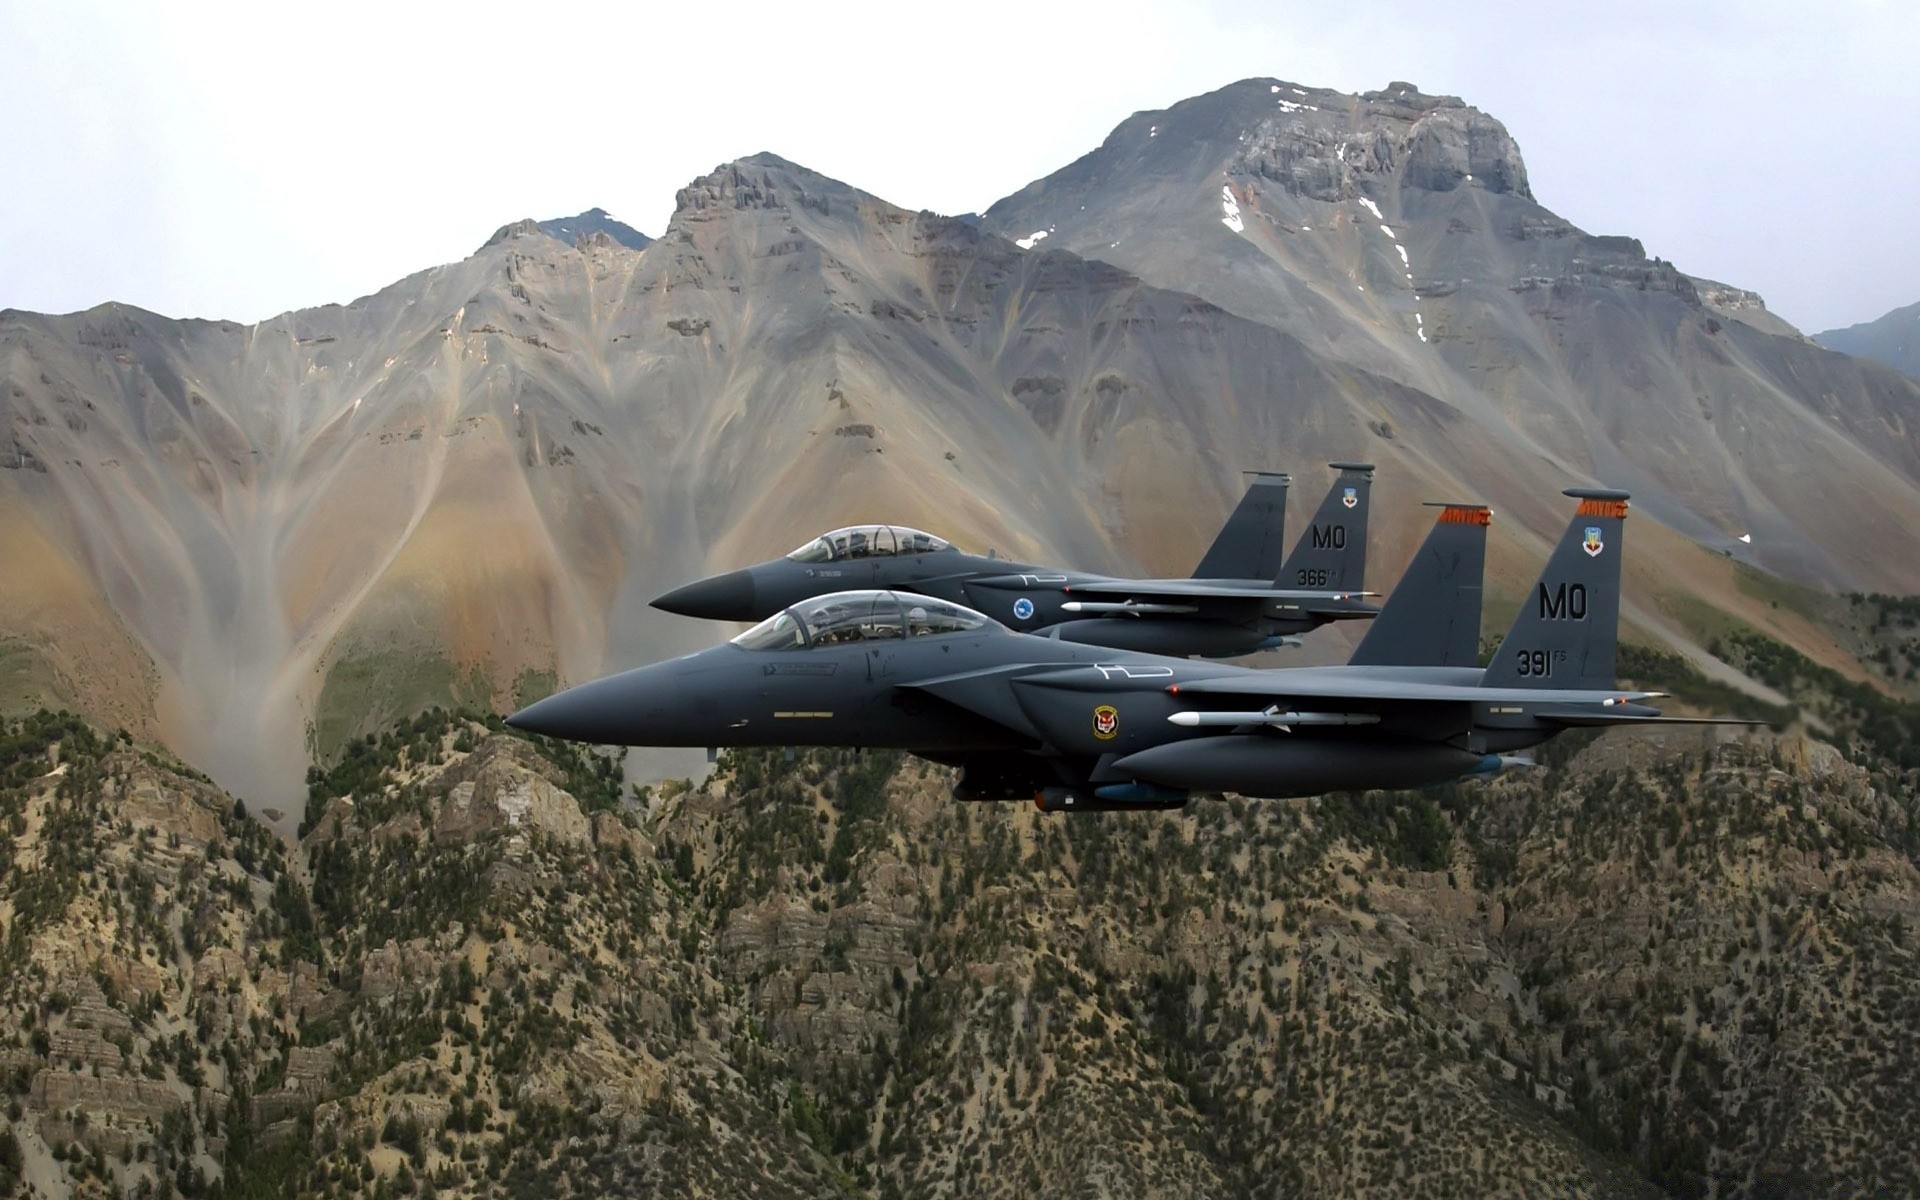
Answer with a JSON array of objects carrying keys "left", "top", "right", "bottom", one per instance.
[{"left": 1715, "top": 631, "right": 1920, "bottom": 767}]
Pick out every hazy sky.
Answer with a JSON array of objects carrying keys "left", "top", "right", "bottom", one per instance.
[{"left": 3, "top": 0, "right": 1914, "bottom": 333}]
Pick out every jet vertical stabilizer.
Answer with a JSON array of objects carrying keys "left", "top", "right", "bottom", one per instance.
[
  {"left": 1275, "top": 462, "right": 1372, "bottom": 591},
  {"left": 1482, "top": 489, "right": 1628, "bottom": 691},
  {"left": 1348, "top": 502, "right": 1489, "bottom": 668},
  {"left": 1192, "top": 471, "right": 1290, "bottom": 580}
]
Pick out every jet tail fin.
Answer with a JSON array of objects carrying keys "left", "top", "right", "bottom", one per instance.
[
  {"left": 1349, "top": 502, "right": 1489, "bottom": 668},
  {"left": 1274, "top": 462, "right": 1372, "bottom": 591},
  {"left": 1482, "top": 489, "right": 1628, "bottom": 691},
  {"left": 1192, "top": 471, "right": 1290, "bottom": 580}
]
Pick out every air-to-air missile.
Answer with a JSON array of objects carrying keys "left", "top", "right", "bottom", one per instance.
[
  {"left": 509, "top": 488, "right": 1757, "bottom": 811},
  {"left": 651, "top": 463, "right": 1380, "bottom": 658}
]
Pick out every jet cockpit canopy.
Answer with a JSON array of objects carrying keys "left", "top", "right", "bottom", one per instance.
[
  {"left": 730, "top": 590, "right": 996, "bottom": 650},
  {"left": 784, "top": 525, "right": 951, "bottom": 563}
]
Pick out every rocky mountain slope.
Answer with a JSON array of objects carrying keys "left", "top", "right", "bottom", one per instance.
[
  {"left": 984, "top": 80, "right": 1920, "bottom": 591},
  {"left": 2, "top": 704, "right": 1916, "bottom": 1198},
  {"left": 1817, "top": 298, "right": 1920, "bottom": 383},
  {"left": 2, "top": 77, "right": 1917, "bottom": 815}
]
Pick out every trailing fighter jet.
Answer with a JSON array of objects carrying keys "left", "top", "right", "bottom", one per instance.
[
  {"left": 650, "top": 463, "right": 1380, "bottom": 658},
  {"left": 510, "top": 489, "right": 1751, "bottom": 810}
]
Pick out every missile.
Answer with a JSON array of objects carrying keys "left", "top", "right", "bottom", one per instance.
[
  {"left": 1059, "top": 600, "right": 1201, "bottom": 615},
  {"left": 1166, "top": 709, "right": 1381, "bottom": 728}
]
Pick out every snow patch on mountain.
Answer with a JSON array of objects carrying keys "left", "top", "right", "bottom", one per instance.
[{"left": 1221, "top": 187, "right": 1245, "bottom": 234}]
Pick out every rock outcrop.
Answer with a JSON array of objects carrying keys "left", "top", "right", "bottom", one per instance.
[
  {"left": 5, "top": 709, "right": 1920, "bottom": 1195},
  {"left": 433, "top": 734, "right": 589, "bottom": 847}
]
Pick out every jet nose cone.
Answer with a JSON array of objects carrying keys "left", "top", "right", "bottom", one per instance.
[
  {"left": 505, "top": 660, "right": 714, "bottom": 747},
  {"left": 506, "top": 675, "right": 638, "bottom": 744},
  {"left": 505, "top": 689, "right": 595, "bottom": 742},
  {"left": 651, "top": 569, "right": 758, "bottom": 621}
]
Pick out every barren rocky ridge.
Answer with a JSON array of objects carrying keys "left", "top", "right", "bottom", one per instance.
[
  {"left": 2, "top": 75, "right": 1918, "bottom": 819},
  {"left": 1818, "top": 298, "right": 1920, "bottom": 384}
]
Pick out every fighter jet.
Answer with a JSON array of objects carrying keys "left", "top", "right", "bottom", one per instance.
[
  {"left": 510, "top": 489, "right": 1750, "bottom": 810},
  {"left": 650, "top": 463, "right": 1380, "bottom": 658}
]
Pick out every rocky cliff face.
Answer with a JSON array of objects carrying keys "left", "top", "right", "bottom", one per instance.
[
  {"left": 986, "top": 78, "right": 1920, "bottom": 596},
  {"left": 2, "top": 710, "right": 1916, "bottom": 1198},
  {"left": 1228, "top": 82, "right": 1532, "bottom": 202}
]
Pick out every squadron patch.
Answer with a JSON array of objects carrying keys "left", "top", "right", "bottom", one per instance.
[
  {"left": 1092, "top": 705, "right": 1119, "bottom": 740},
  {"left": 1582, "top": 526, "right": 1605, "bottom": 558},
  {"left": 1342, "top": 487, "right": 1358, "bottom": 509},
  {"left": 1013, "top": 597, "right": 1035, "bottom": 621}
]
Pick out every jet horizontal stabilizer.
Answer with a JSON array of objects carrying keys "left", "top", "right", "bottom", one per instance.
[
  {"left": 1166, "top": 673, "right": 1665, "bottom": 706},
  {"left": 1532, "top": 710, "right": 1773, "bottom": 728},
  {"left": 1300, "top": 605, "right": 1383, "bottom": 621}
]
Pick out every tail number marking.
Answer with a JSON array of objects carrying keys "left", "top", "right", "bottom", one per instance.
[
  {"left": 1309, "top": 524, "right": 1347, "bottom": 550},
  {"left": 1537, "top": 582, "right": 1588, "bottom": 621},
  {"left": 1296, "top": 568, "right": 1332, "bottom": 587},
  {"left": 1515, "top": 649, "right": 1567, "bottom": 677}
]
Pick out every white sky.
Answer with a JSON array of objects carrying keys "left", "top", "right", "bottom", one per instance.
[{"left": 2, "top": 0, "right": 1914, "bottom": 333}]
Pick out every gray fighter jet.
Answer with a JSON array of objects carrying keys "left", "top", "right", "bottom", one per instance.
[
  {"left": 651, "top": 463, "right": 1379, "bottom": 657},
  {"left": 510, "top": 489, "right": 1750, "bottom": 810}
]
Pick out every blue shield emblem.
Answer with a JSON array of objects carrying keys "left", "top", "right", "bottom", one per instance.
[
  {"left": 1341, "top": 487, "right": 1358, "bottom": 509},
  {"left": 1582, "top": 526, "right": 1604, "bottom": 557}
]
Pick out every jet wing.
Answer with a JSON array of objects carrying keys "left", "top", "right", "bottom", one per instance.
[
  {"left": 1064, "top": 579, "right": 1376, "bottom": 601},
  {"left": 1167, "top": 670, "right": 1665, "bottom": 709},
  {"left": 1524, "top": 709, "right": 1772, "bottom": 728},
  {"left": 1169, "top": 673, "right": 1768, "bottom": 726},
  {"left": 1059, "top": 579, "right": 1380, "bottom": 620}
]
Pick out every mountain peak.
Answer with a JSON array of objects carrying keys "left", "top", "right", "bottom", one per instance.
[
  {"left": 1052, "top": 77, "right": 1531, "bottom": 208},
  {"left": 1360, "top": 80, "right": 1461, "bottom": 107},
  {"left": 481, "top": 217, "right": 544, "bottom": 250},
  {"left": 672, "top": 154, "right": 878, "bottom": 224},
  {"left": 477, "top": 210, "right": 653, "bottom": 256},
  {"left": 1243, "top": 77, "right": 1529, "bottom": 201},
  {"left": 538, "top": 208, "right": 651, "bottom": 250}
]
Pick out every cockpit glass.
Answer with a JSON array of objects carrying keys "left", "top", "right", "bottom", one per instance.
[
  {"left": 893, "top": 527, "right": 950, "bottom": 554},
  {"left": 801, "top": 593, "right": 906, "bottom": 644},
  {"left": 730, "top": 611, "right": 808, "bottom": 651},
  {"left": 746, "top": 591, "right": 998, "bottom": 648},
  {"left": 783, "top": 525, "right": 951, "bottom": 562},
  {"left": 902, "top": 597, "right": 990, "bottom": 636},
  {"left": 785, "top": 536, "right": 835, "bottom": 564}
]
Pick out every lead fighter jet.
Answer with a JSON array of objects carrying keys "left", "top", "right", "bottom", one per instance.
[
  {"left": 652, "top": 463, "right": 1380, "bottom": 658},
  {"left": 511, "top": 489, "right": 1754, "bottom": 810}
]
